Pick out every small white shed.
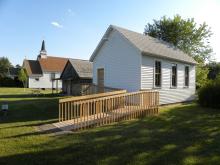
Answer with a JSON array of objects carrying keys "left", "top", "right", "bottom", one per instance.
[{"left": 90, "top": 25, "right": 197, "bottom": 104}]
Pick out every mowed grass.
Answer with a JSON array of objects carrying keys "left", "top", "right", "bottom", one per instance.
[
  {"left": 0, "top": 88, "right": 220, "bottom": 165},
  {"left": 0, "top": 87, "right": 53, "bottom": 95}
]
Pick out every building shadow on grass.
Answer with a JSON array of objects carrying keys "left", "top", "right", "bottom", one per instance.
[{"left": 1, "top": 104, "right": 220, "bottom": 165}]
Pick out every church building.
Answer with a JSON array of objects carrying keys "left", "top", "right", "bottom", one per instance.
[{"left": 23, "top": 40, "right": 68, "bottom": 89}]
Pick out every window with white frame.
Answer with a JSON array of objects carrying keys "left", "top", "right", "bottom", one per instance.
[
  {"left": 155, "top": 61, "right": 161, "bottom": 87},
  {"left": 185, "top": 66, "right": 189, "bottom": 87},
  {"left": 171, "top": 64, "right": 177, "bottom": 87}
]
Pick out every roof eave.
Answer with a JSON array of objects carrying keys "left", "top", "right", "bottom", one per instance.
[
  {"left": 141, "top": 52, "right": 197, "bottom": 65},
  {"left": 89, "top": 25, "right": 114, "bottom": 62}
]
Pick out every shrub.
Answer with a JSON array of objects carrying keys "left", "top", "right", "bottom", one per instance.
[
  {"left": 198, "top": 79, "right": 220, "bottom": 108},
  {"left": 0, "top": 77, "right": 23, "bottom": 87}
]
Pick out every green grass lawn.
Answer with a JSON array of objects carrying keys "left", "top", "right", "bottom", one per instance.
[
  {"left": 0, "top": 87, "right": 54, "bottom": 95},
  {"left": 0, "top": 88, "right": 220, "bottom": 165}
]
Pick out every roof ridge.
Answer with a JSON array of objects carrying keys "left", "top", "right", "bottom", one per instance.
[
  {"left": 110, "top": 25, "right": 143, "bottom": 35},
  {"left": 110, "top": 25, "right": 196, "bottom": 64},
  {"left": 111, "top": 25, "right": 178, "bottom": 50}
]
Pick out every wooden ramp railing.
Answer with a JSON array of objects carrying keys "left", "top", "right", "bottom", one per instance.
[
  {"left": 58, "top": 90, "right": 159, "bottom": 131},
  {"left": 81, "top": 84, "right": 122, "bottom": 95}
]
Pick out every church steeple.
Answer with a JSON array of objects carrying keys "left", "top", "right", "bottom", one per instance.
[
  {"left": 38, "top": 40, "right": 47, "bottom": 59},
  {"left": 41, "top": 40, "right": 46, "bottom": 52}
]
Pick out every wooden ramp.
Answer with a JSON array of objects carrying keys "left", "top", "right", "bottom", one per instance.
[
  {"left": 51, "top": 90, "right": 159, "bottom": 132},
  {"left": 54, "top": 103, "right": 158, "bottom": 132}
]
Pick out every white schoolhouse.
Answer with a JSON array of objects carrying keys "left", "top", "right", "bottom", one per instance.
[{"left": 90, "top": 25, "right": 197, "bottom": 104}]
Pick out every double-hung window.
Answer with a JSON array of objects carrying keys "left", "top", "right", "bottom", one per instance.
[
  {"left": 171, "top": 64, "right": 177, "bottom": 87},
  {"left": 185, "top": 66, "right": 189, "bottom": 87},
  {"left": 155, "top": 61, "right": 161, "bottom": 87}
]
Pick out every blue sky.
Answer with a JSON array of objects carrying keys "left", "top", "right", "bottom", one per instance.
[{"left": 0, "top": 0, "right": 220, "bottom": 65}]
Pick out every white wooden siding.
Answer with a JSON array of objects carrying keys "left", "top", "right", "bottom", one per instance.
[
  {"left": 28, "top": 72, "right": 62, "bottom": 89},
  {"left": 141, "top": 55, "right": 196, "bottom": 104},
  {"left": 93, "top": 29, "right": 142, "bottom": 92}
]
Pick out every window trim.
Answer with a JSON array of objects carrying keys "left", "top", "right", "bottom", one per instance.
[
  {"left": 154, "top": 60, "right": 162, "bottom": 88},
  {"left": 171, "top": 63, "right": 178, "bottom": 88},
  {"left": 184, "top": 65, "right": 190, "bottom": 88}
]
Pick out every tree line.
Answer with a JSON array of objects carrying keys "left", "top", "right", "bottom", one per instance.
[{"left": 0, "top": 57, "right": 27, "bottom": 87}]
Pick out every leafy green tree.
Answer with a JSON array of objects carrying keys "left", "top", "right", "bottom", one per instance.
[
  {"left": 196, "top": 64, "right": 209, "bottom": 88},
  {"left": 0, "top": 57, "right": 12, "bottom": 77},
  {"left": 207, "top": 62, "right": 220, "bottom": 80},
  {"left": 18, "top": 68, "right": 27, "bottom": 90},
  {"left": 145, "top": 15, "right": 213, "bottom": 63},
  {"left": 144, "top": 15, "right": 213, "bottom": 88}
]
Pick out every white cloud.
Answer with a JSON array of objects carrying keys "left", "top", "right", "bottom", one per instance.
[{"left": 51, "top": 21, "right": 63, "bottom": 28}]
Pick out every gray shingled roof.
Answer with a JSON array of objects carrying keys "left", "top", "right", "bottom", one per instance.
[
  {"left": 90, "top": 25, "right": 197, "bottom": 64},
  {"left": 69, "top": 59, "right": 93, "bottom": 78}
]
